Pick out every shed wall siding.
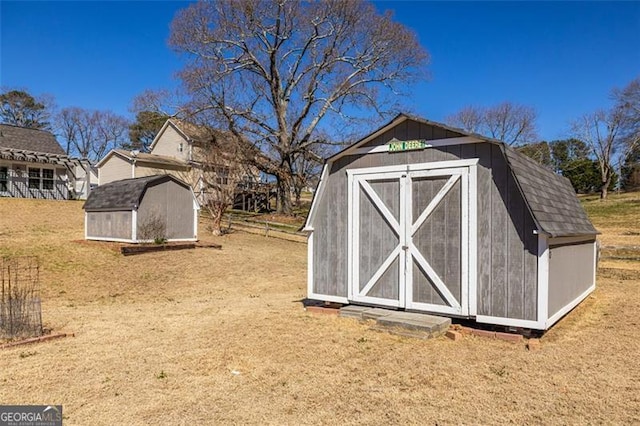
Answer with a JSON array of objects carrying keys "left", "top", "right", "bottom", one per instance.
[
  {"left": 137, "top": 181, "right": 195, "bottom": 240},
  {"left": 151, "top": 125, "right": 190, "bottom": 161},
  {"left": 86, "top": 211, "right": 132, "bottom": 240},
  {"left": 312, "top": 120, "right": 538, "bottom": 320},
  {"left": 548, "top": 241, "right": 595, "bottom": 317},
  {"left": 99, "top": 155, "right": 132, "bottom": 185}
]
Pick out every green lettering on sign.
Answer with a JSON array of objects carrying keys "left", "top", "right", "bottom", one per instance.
[{"left": 388, "top": 138, "right": 429, "bottom": 152}]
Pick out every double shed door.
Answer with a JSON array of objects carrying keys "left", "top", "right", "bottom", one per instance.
[{"left": 348, "top": 163, "right": 474, "bottom": 316}]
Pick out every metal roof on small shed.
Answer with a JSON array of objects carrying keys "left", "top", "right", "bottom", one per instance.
[
  {"left": 83, "top": 175, "right": 191, "bottom": 212},
  {"left": 0, "top": 124, "right": 66, "bottom": 155},
  {"left": 310, "top": 113, "right": 598, "bottom": 238}
]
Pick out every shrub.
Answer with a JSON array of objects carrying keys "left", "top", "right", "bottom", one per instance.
[{"left": 137, "top": 211, "right": 167, "bottom": 243}]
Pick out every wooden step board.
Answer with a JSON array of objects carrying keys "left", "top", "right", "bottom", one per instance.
[{"left": 340, "top": 305, "right": 451, "bottom": 339}]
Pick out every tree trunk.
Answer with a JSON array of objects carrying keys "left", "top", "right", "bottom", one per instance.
[
  {"left": 276, "top": 175, "right": 293, "bottom": 215},
  {"left": 293, "top": 184, "right": 302, "bottom": 207},
  {"left": 600, "top": 176, "right": 611, "bottom": 200},
  {"left": 207, "top": 202, "right": 227, "bottom": 236}
]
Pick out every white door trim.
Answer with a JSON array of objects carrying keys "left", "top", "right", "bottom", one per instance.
[
  {"left": 346, "top": 159, "right": 479, "bottom": 177},
  {"left": 348, "top": 159, "right": 478, "bottom": 316},
  {"left": 405, "top": 167, "right": 469, "bottom": 316},
  {"left": 349, "top": 171, "right": 406, "bottom": 306}
]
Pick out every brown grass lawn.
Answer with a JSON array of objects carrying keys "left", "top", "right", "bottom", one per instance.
[{"left": 1, "top": 197, "right": 639, "bottom": 425}]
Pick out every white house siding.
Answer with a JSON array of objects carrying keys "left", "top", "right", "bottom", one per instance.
[
  {"left": 0, "top": 160, "right": 68, "bottom": 200},
  {"left": 99, "top": 155, "right": 133, "bottom": 185},
  {"left": 150, "top": 125, "right": 190, "bottom": 162},
  {"left": 73, "top": 164, "right": 98, "bottom": 200}
]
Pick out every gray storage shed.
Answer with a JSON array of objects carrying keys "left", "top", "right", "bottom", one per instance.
[
  {"left": 83, "top": 175, "right": 199, "bottom": 243},
  {"left": 304, "top": 114, "right": 598, "bottom": 330}
]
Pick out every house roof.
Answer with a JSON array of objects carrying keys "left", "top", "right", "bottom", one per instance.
[
  {"left": 83, "top": 174, "right": 192, "bottom": 211},
  {"left": 0, "top": 146, "right": 82, "bottom": 168},
  {"left": 0, "top": 124, "right": 66, "bottom": 155},
  {"left": 96, "top": 149, "right": 189, "bottom": 169},
  {"left": 149, "top": 119, "right": 213, "bottom": 152},
  {"left": 169, "top": 119, "right": 213, "bottom": 142},
  {"left": 308, "top": 113, "right": 597, "bottom": 238}
]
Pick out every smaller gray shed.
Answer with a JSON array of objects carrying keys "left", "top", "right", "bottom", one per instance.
[{"left": 83, "top": 175, "right": 199, "bottom": 243}]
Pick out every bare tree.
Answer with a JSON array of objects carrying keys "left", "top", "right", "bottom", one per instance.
[
  {"left": 130, "top": 89, "right": 184, "bottom": 118},
  {"left": 169, "top": 0, "right": 429, "bottom": 214},
  {"left": 613, "top": 77, "right": 640, "bottom": 120},
  {"left": 197, "top": 131, "right": 255, "bottom": 235},
  {"left": 613, "top": 76, "right": 640, "bottom": 151},
  {"left": 94, "top": 111, "right": 129, "bottom": 160},
  {"left": 56, "top": 107, "right": 79, "bottom": 156},
  {"left": 446, "top": 102, "right": 537, "bottom": 145},
  {"left": 445, "top": 106, "right": 483, "bottom": 134},
  {"left": 572, "top": 108, "right": 628, "bottom": 199},
  {"left": 291, "top": 142, "right": 330, "bottom": 207},
  {"left": 572, "top": 77, "right": 640, "bottom": 199},
  {"left": 55, "top": 108, "right": 129, "bottom": 161}
]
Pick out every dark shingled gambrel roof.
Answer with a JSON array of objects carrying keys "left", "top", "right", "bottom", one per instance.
[
  {"left": 503, "top": 145, "right": 598, "bottom": 237},
  {"left": 0, "top": 124, "right": 66, "bottom": 155},
  {"left": 83, "top": 175, "right": 191, "bottom": 212}
]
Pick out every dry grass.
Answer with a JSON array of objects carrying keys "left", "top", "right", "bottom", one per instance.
[
  {"left": 581, "top": 191, "right": 640, "bottom": 247},
  {"left": 1, "top": 197, "right": 639, "bottom": 424}
]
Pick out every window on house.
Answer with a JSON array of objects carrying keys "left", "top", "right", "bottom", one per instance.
[
  {"left": 43, "top": 169, "right": 54, "bottom": 190},
  {"left": 214, "top": 166, "right": 230, "bottom": 186},
  {"left": 28, "top": 168, "right": 41, "bottom": 189},
  {"left": 0, "top": 167, "right": 8, "bottom": 192},
  {"left": 28, "top": 168, "right": 55, "bottom": 190},
  {"left": 178, "top": 142, "right": 184, "bottom": 152}
]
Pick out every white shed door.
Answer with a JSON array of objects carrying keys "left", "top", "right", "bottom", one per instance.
[{"left": 348, "top": 165, "right": 471, "bottom": 316}]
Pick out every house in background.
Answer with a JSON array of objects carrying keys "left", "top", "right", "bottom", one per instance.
[
  {"left": 97, "top": 149, "right": 190, "bottom": 185},
  {"left": 97, "top": 119, "right": 263, "bottom": 206},
  {"left": 74, "top": 161, "right": 99, "bottom": 200},
  {"left": 0, "top": 124, "right": 91, "bottom": 200},
  {"left": 97, "top": 119, "right": 211, "bottom": 196}
]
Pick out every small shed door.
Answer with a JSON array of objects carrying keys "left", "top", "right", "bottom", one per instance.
[
  {"left": 349, "top": 165, "right": 471, "bottom": 316},
  {"left": 349, "top": 171, "right": 407, "bottom": 308}
]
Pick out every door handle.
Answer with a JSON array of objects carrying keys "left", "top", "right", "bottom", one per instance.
[{"left": 402, "top": 245, "right": 409, "bottom": 250}]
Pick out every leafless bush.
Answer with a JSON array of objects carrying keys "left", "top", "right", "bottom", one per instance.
[
  {"left": 0, "top": 256, "right": 42, "bottom": 339},
  {"left": 137, "top": 211, "right": 167, "bottom": 243}
]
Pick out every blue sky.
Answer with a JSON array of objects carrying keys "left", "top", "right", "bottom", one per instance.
[{"left": 1, "top": 1, "right": 639, "bottom": 142}]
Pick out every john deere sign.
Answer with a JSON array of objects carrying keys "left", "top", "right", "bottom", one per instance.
[{"left": 388, "top": 138, "right": 429, "bottom": 152}]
